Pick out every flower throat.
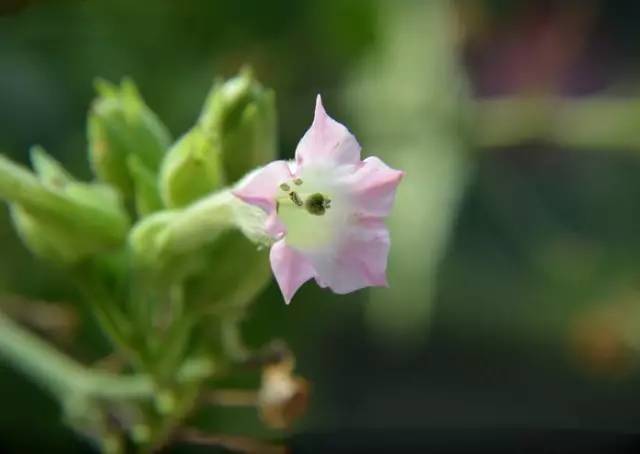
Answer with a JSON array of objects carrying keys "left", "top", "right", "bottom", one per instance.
[{"left": 277, "top": 178, "right": 332, "bottom": 216}]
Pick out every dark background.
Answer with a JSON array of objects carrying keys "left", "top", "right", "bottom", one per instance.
[{"left": 2, "top": 0, "right": 640, "bottom": 452}]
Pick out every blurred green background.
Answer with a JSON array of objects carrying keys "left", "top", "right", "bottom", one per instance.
[{"left": 2, "top": 0, "right": 640, "bottom": 451}]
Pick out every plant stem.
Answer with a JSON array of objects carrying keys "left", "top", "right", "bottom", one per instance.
[
  {"left": 0, "top": 307, "right": 215, "bottom": 399},
  {"left": 0, "top": 309, "right": 152, "bottom": 401}
]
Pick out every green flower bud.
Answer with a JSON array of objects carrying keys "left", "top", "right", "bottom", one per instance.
[
  {"left": 129, "top": 188, "right": 272, "bottom": 304},
  {"left": 0, "top": 149, "right": 130, "bottom": 264},
  {"left": 30, "top": 145, "right": 73, "bottom": 189},
  {"left": 129, "top": 193, "right": 271, "bottom": 311},
  {"left": 127, "top": 154, "right": 163, "bottom": 217},
  {"left": 10, "top": 205, "right": 98, "bottom": 264},
  {"left": 199, "top": 68, "right": 277, "bottom": 183},
  {"left": 128, "top": 210, "right": 178, "bottom": 268},
  {"left": 130, "top": 189, "right": 268, "bottom": 265},
  {"left": 88, "top": 78, "right": 171, "bottom": 197},
  {"left": 159, "top": 126, "right": 224, "bottom": 209}
]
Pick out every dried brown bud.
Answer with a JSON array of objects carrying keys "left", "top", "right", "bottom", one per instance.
[{"left": 258, "top": 356, "right": 309, "bottom": 429}]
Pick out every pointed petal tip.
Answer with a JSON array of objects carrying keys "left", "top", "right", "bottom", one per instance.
[
  {"left": 279, "top": 282, "right": 298, "bottom": 305},
  {"left": 372, "top": 163, "right": 405, "bottom": 189},
  {"left": 270, "top": 241, "right": 315, "bottom": 307},
  {"left": 392, "top": 169, "right": 405, "bottom": 185},
  {"left": 313, "top": 94, "right": 327, "bottom": 123}
]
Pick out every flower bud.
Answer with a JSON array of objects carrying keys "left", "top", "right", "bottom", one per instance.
[
  {"left": 127, "top": 154, "right": 163, "bottom": 216},
  {"left": 88, "top": 78, "right": 171, "bottom": 197},
  {"left": 30, "top": 145, "right": 73, "bottom": 189},
  {"left": 130, "top": 189, "right": 270, "bottom": 267},
  {"left": 0, "top": 148, "right": 130, "bottom": 264},
  {"left": 129, "top": 188, "right": 272, "bottom": 310},
  {"left": 159, "top": 126, "right": 224, "bottom": 209},
  {"left": 198, "top": 69, "right": 277, "bottom": 183}
]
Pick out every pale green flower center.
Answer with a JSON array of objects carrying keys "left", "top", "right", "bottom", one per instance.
[{"left": 275, "top": 175, "right": 345, "bottom": 251}]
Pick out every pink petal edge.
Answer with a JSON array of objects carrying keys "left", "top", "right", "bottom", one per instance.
[
  {"left": 269, "top": 240, "right": 316, "bottom": 304},
  {"left": 232, "top": 159, "right": 292, "bottom": 213},
  {"left": 232, "top": 160, "right": 292, "bottom": 203},
  {"left": 349, "top": 156, "right": 405, "bottom": 218}
]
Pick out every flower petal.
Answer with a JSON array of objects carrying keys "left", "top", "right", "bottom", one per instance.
[
  {"left": 270, "top": 240, "right": 316, "bottom": 304},
  {"left": 232, "top": 160, "right": 292, "bottom": 213},
  {"left": 294, "top": 95, "right": 361, "bottom": 169},
  {"left": 265, "top": 211, "right": 286, "bottom": 239},
  {"left": 348, "top": 157, "right": 404, "bottom": 218},
  {"left": 310, "top": 218, "right": 390, "bottom": 294}
]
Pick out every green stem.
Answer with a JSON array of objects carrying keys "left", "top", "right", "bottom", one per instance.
[
  {"left": 220, "top": 316, "right": 250, "bottom": 363},
  {"left": 0, "top": 310, "right": 152, "bottom": 400},
  {"left": 72, "top": 264, "right": 140, "bottom": 366},
  {"left": 0, "top": 310, "right": 214, "bottom": 402}
]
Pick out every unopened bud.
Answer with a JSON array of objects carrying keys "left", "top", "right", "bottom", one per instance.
[
  {"left": 159, "top": 126, "right": 223, "bottom": 208},
  {"left": 127, "top": 154, "right": 163, "bottom": 216},
  {"left": 1, "top": 148, "right": 129, "bottom": 264},
  {"left": 199, "top": 68, "right": 277, "bottom": 183},
  {"left": 88, "top": 78, "right": 171, "bottom": 197}
]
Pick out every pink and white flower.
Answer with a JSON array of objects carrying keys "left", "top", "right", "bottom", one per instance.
[{"left": 233, "top": 95, "right": 404, "bottom": 303}]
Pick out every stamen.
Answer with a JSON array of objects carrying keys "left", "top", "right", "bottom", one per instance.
[
  {"left": 280, "top": 183, "right": 291, "bottom": 191},
  {"left": 293, "top": 178, "right": 303, "bottom": 186},
  {"left": 290, "top": 191, "right": 304, "bottom": 207},
  {"left": 305, "top": 193, "right": 328, "bottom": 216}
]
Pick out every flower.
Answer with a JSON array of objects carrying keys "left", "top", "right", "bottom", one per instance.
[{"left": 233, "top": 95, "right": 404, "bottom": 303}]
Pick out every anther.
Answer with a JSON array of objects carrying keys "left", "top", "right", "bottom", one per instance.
[
  {"left": 279, "top": 183, "right": 291, "bottom": 191},
  {"left": 290, "top": 191, "right": 304, "bottom": 207},
  {"left": 293, "top": 178, "right": 303, "bottom": 186}
]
